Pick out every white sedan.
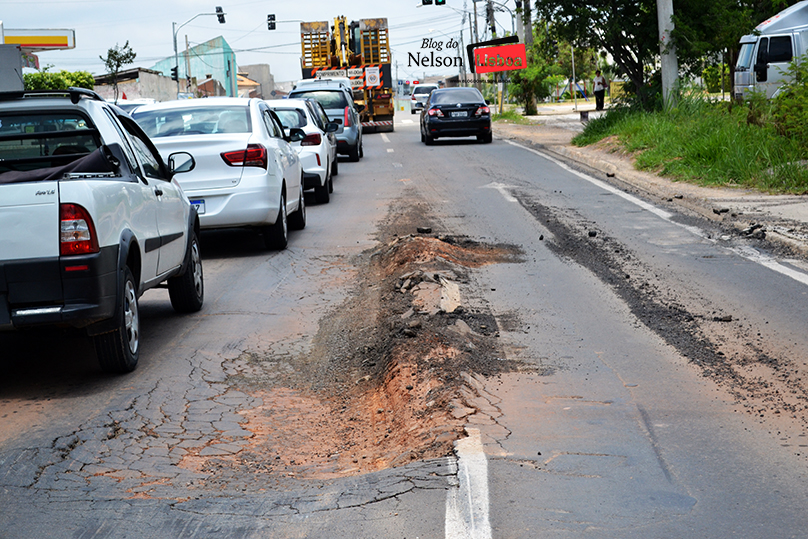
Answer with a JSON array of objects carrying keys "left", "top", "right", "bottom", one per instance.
[
  {"left": 132, "top": 97, "right": 306, "bottom": 250},
  {"left": 266, "top": 98, "right": 339, "bottom": 204}
]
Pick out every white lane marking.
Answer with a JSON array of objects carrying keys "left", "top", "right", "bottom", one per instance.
[
  {"left": 480, "top": 182, "right": 517, "bottom": 203},
  {"left": 381, "top": 133, "right": 391, "bottom": 143},
  {"left": 387, "top": 148, "right": 395, "bottom": 153},
  {"left": 400, "top": 119, "right": 415, "bottom": 124},
  {"left": 504, "top": 139, "right": 808, "bottom": 288},
  {"left": 446, "top": 428, "right": 492, "bottom": 539}
]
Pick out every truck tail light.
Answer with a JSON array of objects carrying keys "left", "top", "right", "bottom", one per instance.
[
  {"left": 475, "top": 105, "right": 490, "bottom": 116},
  {"left": 60, "top": 203, "right": 99, "bottom": 256},
  {"left": 221, "top": 143, "right": 268, "bottom": 169},
  {"left": 427, "top": 107, "right": 444, "bottom": 117},
  {"left": 301, "top": 133, "right": 321, "bottom": 146},
  {"left": 344, "top": 106, "right": 352, "bottom": 128}
]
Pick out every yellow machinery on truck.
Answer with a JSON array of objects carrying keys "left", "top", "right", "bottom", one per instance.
[{"left": 300, "top": 17, "right": 394, "bottom": 132}]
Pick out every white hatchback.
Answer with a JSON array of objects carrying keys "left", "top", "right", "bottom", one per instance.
[
  {"left": 133, "top": 97, "right": 305, "bottom": 250},
  {"left": 266, "top": 98, "right": 339, "bottom": 204}
]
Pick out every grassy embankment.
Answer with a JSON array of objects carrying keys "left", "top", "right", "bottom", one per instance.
[
  {"left": 572, "top": 97, "right": 808, "bottom": 194},
  {"left": 492, "top": 109, "right": 533, "bottom": 124}
]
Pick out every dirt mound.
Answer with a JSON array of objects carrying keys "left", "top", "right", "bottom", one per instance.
[{"left": 181, "top": 206, "right": 524, "bottom": 481}]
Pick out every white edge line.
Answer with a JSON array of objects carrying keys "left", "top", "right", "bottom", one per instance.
[
  {"left": 504, "top": 139, "right": 808, "bottom": 288},
  {"left": 445, "top": 428, "right": 491, "bottom": 539}
]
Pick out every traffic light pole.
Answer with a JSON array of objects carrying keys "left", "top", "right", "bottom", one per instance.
[{"left": 172, "top": 8, "right": 226, "bottom": 98}]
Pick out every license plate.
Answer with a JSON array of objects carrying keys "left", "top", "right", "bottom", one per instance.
[
  {"left": 451, "top": 111, "right": 467, "bottom": 118},
  {"left": 190, "top": 199, "right": 206, "bottom": 215}
]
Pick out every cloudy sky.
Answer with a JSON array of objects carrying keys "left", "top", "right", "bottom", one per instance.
[{"left": 1, "top": 0, "right": 516, "bottom": 83}]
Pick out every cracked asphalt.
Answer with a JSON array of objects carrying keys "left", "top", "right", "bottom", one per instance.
[{"left": 1, "top": 116, "right": 808, "bottom": 538}]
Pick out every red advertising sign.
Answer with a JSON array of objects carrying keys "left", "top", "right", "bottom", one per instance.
[{"left": 473, "top": 43, "right": 527, "bottom": 74}]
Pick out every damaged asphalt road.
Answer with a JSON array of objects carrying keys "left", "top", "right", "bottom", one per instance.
[{"left": 1, "top": 122, "right": 808, "bottom": 538}]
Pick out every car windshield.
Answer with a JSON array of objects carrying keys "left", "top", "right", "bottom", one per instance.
[
  {"left": 289, "top": 90, "right": 349, "bottom": 110},
  {"left": 133, "top": 105, "right": 252, "bottom": 137},
  {"left": 431, "top": 89, "right": 483, "bottom": 104},
  {"left": 272, "top": 108, "right": 307, "bottom": 129},
  {"left": 0, "top": 112, "right": 101, "bottom": 174},
  {"left": 736, "top": 42, "right": 756, "bottom": 71}
]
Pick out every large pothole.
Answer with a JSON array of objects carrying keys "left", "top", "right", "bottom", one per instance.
[{"left": 181, "top": 199, "right": 526, "bottom": 482}]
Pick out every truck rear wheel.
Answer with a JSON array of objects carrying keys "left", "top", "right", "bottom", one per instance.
[{"left": 94, "top": 266, "right": 139, "bottom": 373}]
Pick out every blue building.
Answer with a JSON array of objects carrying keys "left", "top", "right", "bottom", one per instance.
[{"left": 151, "top": 36, "right": 237, "bottom": 97}]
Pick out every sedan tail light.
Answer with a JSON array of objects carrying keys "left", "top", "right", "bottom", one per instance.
[
  {"left": 475, "top": 105, "right": 490, "bottom": 116},
  {"left": 60, "top": 203, "right": 99, "bottom": 256},
  {"left": 344, "top": 106, "right": 352, "bottom": 128},
  {"left": 221, "top": 143, "right": 268, "bottom": 169},
  {"left": 427, "top": 108, "right": 444, "bottom": 117},
  {"left": 301, "top": 132, "right": 322, "bottom": 146}
]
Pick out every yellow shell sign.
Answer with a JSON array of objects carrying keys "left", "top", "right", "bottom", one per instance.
[{"left": 4, "top": 29, "right": 75, "bottom": 51}]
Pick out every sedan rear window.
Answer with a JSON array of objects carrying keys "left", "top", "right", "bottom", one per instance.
[
  {"left": 288, "top": 90, "right": 349, "bottom": 110},
  {"left": 133, "top": 106, "right": 252, "bottom": 138},
  {"left": 413, "top": 86, "right": 437, "bottom": 95},
  {"left": 272, "top": 108, "right": 307, "bottom": 129},
  {"left": 431, "top": 89, "right": 484, "bottom": 104}
]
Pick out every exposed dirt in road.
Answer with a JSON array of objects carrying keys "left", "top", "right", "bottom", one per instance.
[
  {"left": 518, "top": 197, "right": 808, "bottom": 454},
  {"left": 181, "top": 199, "right": 526, "bottom": 482}
]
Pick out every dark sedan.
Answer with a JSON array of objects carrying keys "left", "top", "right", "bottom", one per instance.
[{"left": 420, "top": 87, "right": 492, "bottom": 145}]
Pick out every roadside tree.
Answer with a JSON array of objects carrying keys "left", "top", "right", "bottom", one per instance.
[{"left": 99, "top": 41, "right": 136, "bottom": 102}]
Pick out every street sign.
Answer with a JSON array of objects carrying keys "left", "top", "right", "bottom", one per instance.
[
  {"left": 3, "top": 29, "right": 75, "bottom": 52},
  {"left": 473, "top": 43, "right": 527, "bottom": 74}
]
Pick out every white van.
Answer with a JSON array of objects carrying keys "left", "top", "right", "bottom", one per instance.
[{"left": 735, "top": 0, "right": 808, "bottom": 99}]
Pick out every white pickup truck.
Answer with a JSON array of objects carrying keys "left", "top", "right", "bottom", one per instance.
[{"left": 0, "top": 88, "right": 203, "bottom": 373}]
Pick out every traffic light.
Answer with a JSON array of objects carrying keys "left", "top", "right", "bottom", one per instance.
[
  {"left": 421, "top": 0, "right": 433, "bottom": 4},
  {"left": 267, "top": 14, "right": 276, "bottom": 30},
  {"left": 216, "top": 6, "right": 225, "bottom": 24},
  {"left": 551, "top": 40, "right": 559, "bottom": 58},
  {"left": 170, "top": 66, "right": 178, "bottom": 82},
  {"left": 436, "top": 0, "right": 446, "bottom": 5},
  {"left": 487, "top": 2, "right": 496, "bottom": 36}
]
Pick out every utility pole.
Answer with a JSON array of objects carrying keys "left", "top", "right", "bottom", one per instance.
[
  {"left": 656, "top": 0, "right": 678, "bottom": 106},
  {"left": 472, "top": 0, "right": 480, "bottom": 44},
  {"left": 185, "top": 35, "right": 192, "bottom": 94},
  {"left": 515, "top": 1, "right": 524, "bottom": 43},
  {"left": 523, "top": 0, "right": 533, "bottom": 47}
]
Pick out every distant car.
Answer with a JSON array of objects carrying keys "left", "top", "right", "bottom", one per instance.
[
  {"left": 420, "top": 87, "right": 492, "bottom": 145},
  {"left": 109, "top": 98, "right": 157, "bottom": 114},
  {"left": 287, "top": 84, "right": 364, "bottom": 162},
  {"left": 411, "top": 84, "right": 438, "bottom": 114},
  {"left": 267, "top": 98, "right": 339, "bottom": 204},
  {"left": 132, "top": 97, "right": 306, "bottom": 250},
  {"left": 294, "top": 77, "right": 353, "bottom": 93}
]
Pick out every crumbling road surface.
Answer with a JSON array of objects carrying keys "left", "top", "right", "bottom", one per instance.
[{"left": 1, "top": 121, "right": 807, "bottom": 538}]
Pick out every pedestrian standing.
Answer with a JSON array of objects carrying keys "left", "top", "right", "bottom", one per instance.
[{"left": 593, "top": 70, "right": 608, "bottom": 111}]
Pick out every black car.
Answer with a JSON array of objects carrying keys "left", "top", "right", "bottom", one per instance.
[{"left": 420, "top": 87, "right": 492, "bottom": 145}]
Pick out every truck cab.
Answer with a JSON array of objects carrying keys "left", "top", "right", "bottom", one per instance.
[{"left": 734, "top": 1, "right": 808, "bottom": 100}]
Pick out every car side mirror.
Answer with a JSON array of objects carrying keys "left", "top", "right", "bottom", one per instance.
[
  {"left": 332, "top": 118, "right": 343, "bottom": 125},
  {"left": 287, "top": 128, "right": 306, "bottom": 142},
  {"left": 326, "top": 122, "right": 339, "bottom": 133},
  {"left": 169, "top": 152, "right": 195, "bottom": 174}
]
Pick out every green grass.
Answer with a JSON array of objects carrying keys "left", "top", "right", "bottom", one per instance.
[
  {"left": 573, "top": 98, "right": 808, "bottom": 194},
  {"left": 492, "top": 109, "right": 532, "bottom": 124}
]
